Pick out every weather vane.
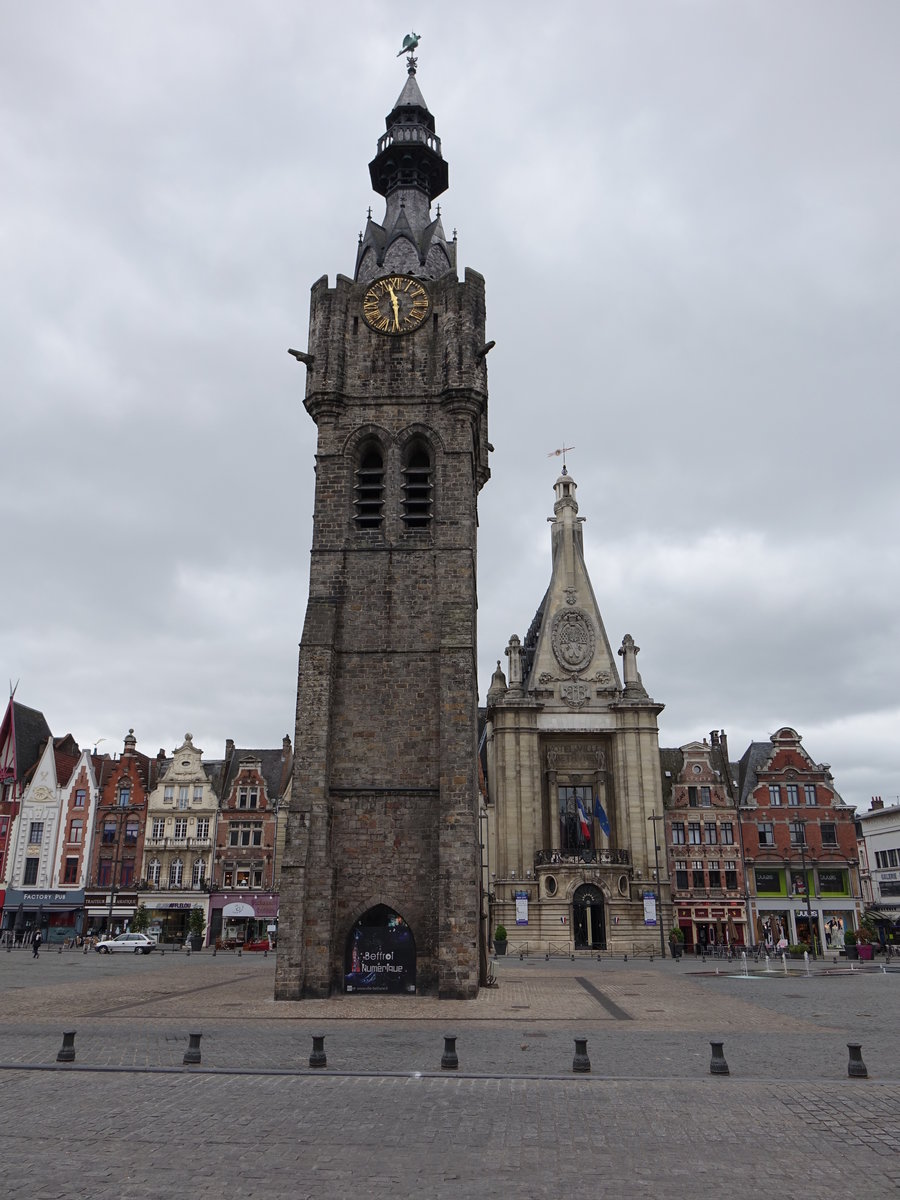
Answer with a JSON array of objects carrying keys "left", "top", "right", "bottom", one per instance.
[
  {"left": 548, "top": 445, "right": 575, "bottom": 471},
  {"left": 397, "top": 31, "right": 420, "bottom": 73}
]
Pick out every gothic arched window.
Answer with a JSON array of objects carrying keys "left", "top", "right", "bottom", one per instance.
[
  {"left": 402, "top": 442, "right": 433, "bottom": 528},
  {"left": 354, "top": 444, "right": 385, "bottom": 528}
]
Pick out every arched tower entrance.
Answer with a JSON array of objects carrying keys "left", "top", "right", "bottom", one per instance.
[
  {"left": 344, "top": 904, "right": 417, "bottom": 994},
  {"left": 572, "top": 884, "right": 606, "bottom": 950}
]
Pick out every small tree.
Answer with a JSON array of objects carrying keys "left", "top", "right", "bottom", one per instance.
[
  {"left": 131, "top": 904, "right": 150, "bottom": 933},
  {"left": 188, "top": 907, "right": 207, "bottom": 939}
]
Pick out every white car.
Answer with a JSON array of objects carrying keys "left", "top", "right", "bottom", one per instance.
[{"left": 95, "top": 932, "right": 156, "bottom": 955}]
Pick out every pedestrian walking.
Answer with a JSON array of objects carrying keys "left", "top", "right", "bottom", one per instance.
[{"left": 32, "top": 930, "right": 42, "bottom": 958}]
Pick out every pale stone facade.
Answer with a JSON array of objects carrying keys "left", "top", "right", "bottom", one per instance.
[
  {"left": 140, "top": 734, "right": 220, "bottom": 941},
  {"left": 484, "top": 471, "right": 671, "bottom": 953}
]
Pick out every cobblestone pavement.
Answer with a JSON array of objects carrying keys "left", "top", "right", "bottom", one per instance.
[{"left": 2, "top": 949, "right": 898, "bottom": 1197}]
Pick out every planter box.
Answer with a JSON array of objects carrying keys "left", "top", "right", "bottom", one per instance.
[
  {"left": 857, "top": 944, "right": 874, "bottom": 961},
  {"left": 494, "top": 941, "right": 507, "bottom": 956}
]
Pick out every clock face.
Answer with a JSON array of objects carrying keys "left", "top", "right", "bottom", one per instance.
[{"left": 362, "top": 275, "right": 430, "bottom": 335}]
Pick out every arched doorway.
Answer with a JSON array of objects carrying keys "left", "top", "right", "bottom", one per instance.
[
  {"left": 572, "top": 884, "right": 606, "bottom": 950},
  {"left": 344, "top": 904, "right": 416, "bottom": 994}
]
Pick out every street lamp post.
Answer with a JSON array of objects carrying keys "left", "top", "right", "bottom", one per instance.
[
  {"left": 648, "top": 812, "right": 667, "bottom": 957},
  {"left": 798, "top": 821, "right": 816, "bottom": 956}
]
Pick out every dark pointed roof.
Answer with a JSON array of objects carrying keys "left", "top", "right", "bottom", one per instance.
[
  {"left": 3, "top": 701, "right": 52, "bottom": 785},
  {"left": 355, "top": 60, "right": 456, "bottom": 283}
]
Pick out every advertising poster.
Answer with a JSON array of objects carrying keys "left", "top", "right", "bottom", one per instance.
[
  {"left": 515, "top": 890, "right": 529, "bottom": 926},
  {"left": 643, "top": 891, "right": 658, "bottom": 926},
  {"left": 344, "top": 906, "right": 416, "bottom": 994}
]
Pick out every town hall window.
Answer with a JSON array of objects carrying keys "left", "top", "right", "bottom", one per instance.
[{"left": 557, "top": 786, "right": 593, "bottom": 851}]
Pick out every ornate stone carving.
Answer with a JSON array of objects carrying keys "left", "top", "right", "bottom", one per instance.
[
  {"left": 564, "top": 587, "right": 577, "bottom": 606},
  {"left": 550, "top": 608, "right": 595, "bottom": 674},
  {"left": 560, "top": 682, "right": 590, "bottom": 708}
]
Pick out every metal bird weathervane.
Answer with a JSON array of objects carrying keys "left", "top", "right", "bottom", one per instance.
[
  {"left": 398, "top": 31, "right": 421, "bottom": 72},
  {"left": 397, "top": 31, "right": 420, "bottom": 56}
]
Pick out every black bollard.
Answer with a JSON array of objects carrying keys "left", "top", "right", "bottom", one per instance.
[
  {"left": 847, "top": 1043, "right": 868, "bottom": 1078},
  {"left": 709, "top": 1041, "right": 730, "bottom": 1075},
  {"left": 264, "top": 949, "right": 268, "bottom": 958},
  {"left": 57, "top": 1031, "right": 76, "bottom": 1063},
  {"left": 212, "top": 945, "right": 216, "bottom": 957},
  {"left": 309, "top": 1034, "right": 327, "bottom": 1068},
  {"left": 58, "top": 946, "right": 62, "bottom": 955},
  {"left": 624, "top": 954, "right": 627, "bottom": 962},
  {"left": 183, "top": 1032, "right": 202, "bottom": 1065},
  {"left": 441, "top": 1035, "right": 459, "bottom": 1071},
  {"left": 572, "top": 1037, "right": 591, "bottom": 1074}
]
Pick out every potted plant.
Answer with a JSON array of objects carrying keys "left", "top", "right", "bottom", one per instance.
[
  {"left": 788, "top": 943, "right": 808, "bottom": 959},
  {"left": 856, "top": 925, "right": 874, "bottom": 961},
  {"left": 668, "top": 926, "right": 685, "bottom": 959},
  {"left": 187, "top": 906, "right": 207, "bottom": 951},
  {"left": 843, "top": 928, "right": 859, "bottom": 960},
  {"left": 493, "top": 924, "right": 508, "bottom": 956}
]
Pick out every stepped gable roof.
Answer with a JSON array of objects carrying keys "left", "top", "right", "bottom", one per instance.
[
  {"left": 738, "top": 741, "right": 776, "bottom": 807},
  {"left": 659, "top": 748, "right": 684, "bottom": 806},
  {"left": 223, "top": 745, "right": 292, "bottom": 801},
  {"left": 53, "top": 735, "right": 81, "bottom": 788}
]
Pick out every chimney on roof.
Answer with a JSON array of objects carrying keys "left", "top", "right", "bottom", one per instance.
[
  {"left": 282, "top": 735, "right": 292, "bottom": 755},
  {"left": 871, "top": 796, "right": 884, "bottom": 810},
  {"left": 157, "top": 748, "right": 166, "bottom": 763},
  {"left": 710, "top": 731, "right": 719, "bottom": 748}
]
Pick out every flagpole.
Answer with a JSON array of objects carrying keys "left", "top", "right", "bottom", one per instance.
[{"left": 648, "top": 812, "right": 667, "bottom": 957}]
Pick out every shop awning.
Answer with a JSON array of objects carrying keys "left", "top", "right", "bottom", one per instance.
[{"left": 223, "top": 902, "right": 256, "bottom": 918}]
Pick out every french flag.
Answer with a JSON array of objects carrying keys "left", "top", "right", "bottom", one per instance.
[{"left": 576, "top": 796, "right": 591, "bottom": 841}]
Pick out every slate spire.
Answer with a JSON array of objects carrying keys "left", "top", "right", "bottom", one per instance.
[{"left": 355, "top": 57, "right": 456, "bottom": 284}]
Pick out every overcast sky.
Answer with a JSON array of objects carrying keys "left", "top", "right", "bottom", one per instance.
[{"left": 3, "top": 2, "right": 898, "bottom": 810}]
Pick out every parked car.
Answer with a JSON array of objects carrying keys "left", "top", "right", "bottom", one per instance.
[{"left": 95, "top": 932, "right": 157, "bottom": 955}]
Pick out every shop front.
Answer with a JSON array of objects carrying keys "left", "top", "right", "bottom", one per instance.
[
  {"left": 84, "top": 890, "right": 137, "bottom": 938},
  {"left": 753, "top": 865, "right": 858, "bottom": 953},
  {"left": 3, "top": 888, "right": 86, "bottom": 944},
  {"left": 142, "top": 898, "right": 205, "bottom": 945},
  {"left": 675, "top": 902, "right": 747, "bottom": 953},
  {"left": 209, "top": 893, "right": 278, "bottom": 947}
]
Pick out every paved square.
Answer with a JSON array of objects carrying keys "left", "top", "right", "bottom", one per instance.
[{"left": 2, "top": 949, "right": 898, "bottom": 1197}]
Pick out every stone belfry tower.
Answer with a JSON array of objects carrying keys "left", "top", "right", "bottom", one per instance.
[{"left": 275, "top": 52, "right": 490, "bottom": 999}]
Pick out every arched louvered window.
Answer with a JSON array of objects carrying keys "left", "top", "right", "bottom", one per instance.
[
  {"left": 354, "top": 445, "right": 385, "bottom": 528},
  {"left": 402, "top": 443, "right": 433, "bottom": 528}
]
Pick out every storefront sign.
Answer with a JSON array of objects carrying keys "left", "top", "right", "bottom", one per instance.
[
  {"left": 223, "top": 902, "right": 255, "bottom": 918},
  {"left": 4, "top": 888, "right": 85, "bottom": 908}
]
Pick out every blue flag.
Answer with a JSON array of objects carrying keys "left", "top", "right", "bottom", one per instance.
[{"left": 593, "top": 794, "right": 611, "bottom": 837}]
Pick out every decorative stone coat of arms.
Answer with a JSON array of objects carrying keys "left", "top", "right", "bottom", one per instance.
[{"left": 550, "top": 609, "right": 595, "bottom": 674}]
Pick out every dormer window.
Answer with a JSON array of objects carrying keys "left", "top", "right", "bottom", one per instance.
[
  {"left": 354, "top": 445, "right": 384, "bottom": 528},
  {"left": 402, "top": 442, "right": 432, "bottom": 528}
]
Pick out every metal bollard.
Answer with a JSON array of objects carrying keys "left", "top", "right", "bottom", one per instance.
[
  {"left": 847, "top": 1043, "right": 868, "bottom": 1078},
  {"left": 709, "top": 1041, "right": 730, "bottom": 1075},
  {"left": 58, "top": 946, "right": 62, "bottom": 955},
  {"left": 309, "top": 1034, "right": 327, "bottom": 1068},
  {"left": 212, "top": 945, "right": 216, "bottom": 957},
  {"left": 572, "top": 1037, "right": 591, "bottom": 1074},
  {"left": 183, "top": 1032, "right": 202, "bottom": 1065},
  {"left": 57, "top": 1031, "right": 76, "bottom": 1063},
  {"left": 441, "top": 1035, "right": 459, "bottom": 1070}
]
